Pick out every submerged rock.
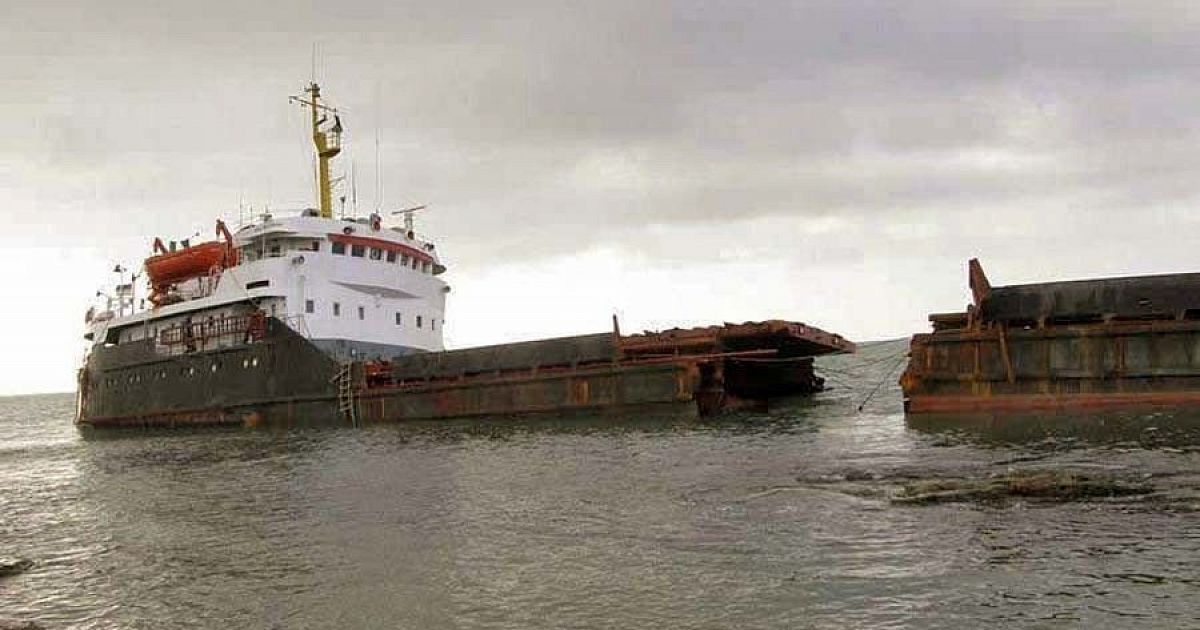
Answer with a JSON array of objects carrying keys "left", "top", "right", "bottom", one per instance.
[
  {"left": 0, "top": 559, "right": 34, "bottom": 578},
  {"left": 893, "top": 470, "right": 1152, "bottom": 505}
]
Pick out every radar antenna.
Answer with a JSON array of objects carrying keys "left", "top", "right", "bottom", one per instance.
[{"left": 391, "top": 205, "right": 427, "bottom": 236}]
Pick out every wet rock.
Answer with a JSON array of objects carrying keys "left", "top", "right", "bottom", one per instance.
[
  {"left": 844, "top": 469, "right": 883, "bottom": 482},
  {"left": 893, "top": 471, "right": 1152, "bottom": 505},
  {"left": 0, "top": 621, "right": 45, "bottom": 630},
  {"left": 0, "top": 559, "right": 33, "bottom": 578}
]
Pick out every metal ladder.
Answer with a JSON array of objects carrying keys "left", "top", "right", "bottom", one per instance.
[{"left": 334, "top": 362, "right": 358, "bottom": 427}]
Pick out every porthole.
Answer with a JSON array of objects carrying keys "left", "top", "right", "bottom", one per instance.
[
  {"left": 242, "top": 358, "right": 250, "bottom": 368},
  {"left": 188, "top": 367, "right": 195, "bottom": 377},
  {"left": 210, "top": 363, "right": 218, "bottom": 373},
  {"left": 251, "top": 357, "right": 259, "bottom": 367}
]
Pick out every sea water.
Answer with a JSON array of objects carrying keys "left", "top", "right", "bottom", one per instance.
[{"left": 2, "top": 341, "right": 1198, "bottom": 628}]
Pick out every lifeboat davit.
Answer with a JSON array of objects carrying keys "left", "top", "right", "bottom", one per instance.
[{"left": 145, "top": 220, "right": 239, "bottom": 306}]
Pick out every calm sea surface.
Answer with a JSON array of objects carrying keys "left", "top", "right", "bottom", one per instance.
[{"left": 3, "top": 341, "right": 1199, "bottom": 628}]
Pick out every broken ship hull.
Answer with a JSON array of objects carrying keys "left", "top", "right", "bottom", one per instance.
[
  {"left": 77, "top": 318, "right": 853, "bottom": 428},
  {"left": 901, "top": 259, "right": 1200, "bottom": 414}
]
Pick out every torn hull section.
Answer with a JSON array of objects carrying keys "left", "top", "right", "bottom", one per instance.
[{"left": 902, "top": 259, "right": 1200, "bottom": 415}]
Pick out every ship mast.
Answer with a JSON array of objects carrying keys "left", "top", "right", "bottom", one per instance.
[{"left": 290, "top": 83, "right": 343, "bottom": 218}]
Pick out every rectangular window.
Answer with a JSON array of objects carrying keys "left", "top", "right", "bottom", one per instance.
[
  {"left": 358, "top": 306, "right": 365, "bottom": 320},
  {"left": 333, "top": 302, "right": 341, "bottom": 317},
  {"left": 351, "top": 244, "right": 365, "bottom": 257},
  {"left": 332, "top": 242, "right": 346, "bottom": 255},
  {"left": 401, "top": 254, "right": 410, "bottom": 267},
  {"left": 431, "top": 319, "right": 436, "bottom": 331},
  {"left": 394, "top": 312, "right": 402, "bottom": 326},
  {"left": 305, "top": 299, "right": 314, "bottom": 314},
  {"left": 308, "top": 240, "right": 320, "bottom": 252},
  {"left": 386, "top": 251, "right": 397, "bottom": 263},
  {"left": 246, "top": 280, "right": 269, "bottom": 290},
  {"left": 422, "top": 261, "right": 431, "bottom": 273},
  {"left": 369, "top": 247, "right": 382, "bottom": 260},
  {"left": 416, "top": 315, "right": 423, "bottom": 328}
]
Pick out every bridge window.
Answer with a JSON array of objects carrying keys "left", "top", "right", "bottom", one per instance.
[
  {"left": 351, "top": 244, "right": 365, "bottom": 257},
  {"left": 369, "top": 247, "right": 382, "bottom": 260},
  {"left": 401, "top": 254, "right": 410, "bottom": 266},
  {"left": 422, "top": 261, "right": 431, "bottom": 273},
  {"left": 305, "top": 299, "right": 314, "bottom": 314},
  {"left": 386, "top": 251, "right": 397, "bottom": 263},
  {"left": 332, "top": 242, "right": 346, "bottom": 255},
  {"left": 431, "top": 319, "right": 436, "bottom": 331},
  {"left": 358, "top": 306, "right": 365, "bottom": 320},
  {"left": 333, "top": 302, "right": 341, "bottom": 317},
  {"left": 416, "top": 315, "right": 423, "bottom": 328},
  {"left": 395, "top": 312, "right": 402, "bottom": 326}
]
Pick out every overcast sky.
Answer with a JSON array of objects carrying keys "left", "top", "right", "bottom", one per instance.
[{"left": 4, "top": 1, "right": 1200, "bottom": 394}]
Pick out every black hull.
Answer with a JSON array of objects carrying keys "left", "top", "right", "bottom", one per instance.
[{"left": 77, "top": 319, "right": 341, "bottom": 428}]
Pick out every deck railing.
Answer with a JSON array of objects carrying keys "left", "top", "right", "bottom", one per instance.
[{"left": 159, "top": 311, "right": 267, "bottom": 350}]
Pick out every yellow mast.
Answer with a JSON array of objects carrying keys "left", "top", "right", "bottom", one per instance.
[{"left": 290, "top": 83, "right": 342, "bottom": 218}]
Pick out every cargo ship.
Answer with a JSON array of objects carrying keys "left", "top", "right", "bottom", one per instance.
[
  {"left": 76, "top": 82, "right": 854, "bottom": 428},
  {"left": 900, "top": 258, "right": 1200, "bottom": 413}
]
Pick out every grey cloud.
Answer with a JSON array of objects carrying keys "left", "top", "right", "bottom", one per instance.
[{"left": 5, "top": 0, "right": 1200, "bottom": 278}]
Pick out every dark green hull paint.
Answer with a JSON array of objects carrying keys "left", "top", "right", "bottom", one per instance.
[
  {"left": 76, "top": 320, "right": 702, "bottom": 428},
  {"left": 77, "top": 319, "right": 341, "bottom": 427}
]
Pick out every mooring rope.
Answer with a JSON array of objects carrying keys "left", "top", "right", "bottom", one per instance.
[
  {"left": 855, "top": 352, "right": 910, "bottom": 412},
  {"left": 825, "top": 347, "right": 910, "bottom": 370}
]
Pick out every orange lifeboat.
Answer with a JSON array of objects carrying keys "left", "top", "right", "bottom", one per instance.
[
  {"left": 145, "top": 220, "right": 239, "bottom": 306},
  {"left": 145, "top": 241, "right": 230, "bottom": 285}
]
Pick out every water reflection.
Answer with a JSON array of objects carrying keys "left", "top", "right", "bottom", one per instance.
[{"left": 907, "top": 408, "right": 1200, "bottom": 450}]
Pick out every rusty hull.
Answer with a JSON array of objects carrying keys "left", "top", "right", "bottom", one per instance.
[
  {"left": 79, "top": 318, "right": 853, "bottom": 428},
  {"left": 619, "top": 319, "right": 855, "bottom": 358},
  {"left": 359, "top": 319, "right": 852, "bottom": 422},
  {"left": 902, "top": 259, "right": 1200, "bottom": 414},
  {"left": 357, "top": 360, "right": 698, "bottom": 422}
]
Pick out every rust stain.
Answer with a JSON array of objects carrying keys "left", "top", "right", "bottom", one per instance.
[{"left": 903, "top": 258, "right": 1200, "bottom": 415}]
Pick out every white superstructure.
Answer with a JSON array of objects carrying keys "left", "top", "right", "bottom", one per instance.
[
  {"left": 82, "top": 81, "right": 449, "bottom": 361},
  {"left": 84, "top": 210, "right": 448, "bottom": 360}
]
